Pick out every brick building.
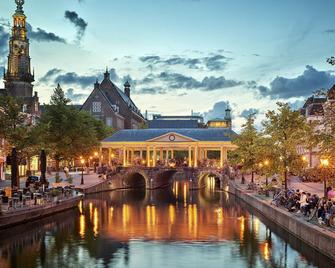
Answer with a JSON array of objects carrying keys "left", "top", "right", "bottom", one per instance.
[{"left": 81, "top": 70, "right": 145, "bottom": 130}]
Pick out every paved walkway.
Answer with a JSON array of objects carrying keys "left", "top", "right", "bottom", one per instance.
[
  {"left": 0, "top": 171, "right": 103, "bottom": 190},
  {"left": 241, "top": 174, "right": 324, "bottom": 196}
]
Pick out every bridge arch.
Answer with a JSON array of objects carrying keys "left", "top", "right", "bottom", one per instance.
[
  {"left": 122, "top": 169, "right": 149, "bottom": 189},
  {"left": 198, "top": 170, "right": 226, "bottom": 190}
]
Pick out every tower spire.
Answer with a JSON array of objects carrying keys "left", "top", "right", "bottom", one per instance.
[
  {"left": 15, "top": 0, "right": 25, "bottom": 13},
  {"left": 4, "top": 0, "right": 34, "bottom": 98}
]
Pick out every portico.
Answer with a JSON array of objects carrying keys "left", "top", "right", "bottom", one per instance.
[{"left": 100, "top": 128, "right": 237, "bottom": 168}]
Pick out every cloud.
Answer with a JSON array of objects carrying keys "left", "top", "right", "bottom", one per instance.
[
  {"left": 203, "top": 55, "right": 229, "bottom": 71},
  {"left": 26, "top": 23, "right": 66, "bottom": 43},
  {"left": 158, "top": 72, "right": 243, "bottom": 91},
  {"left": 139, "top": 53, "right": 231, "bottom": 71},
  {"left": 325, "top": 29, "right": 335, "bottom": 34},
  {"left": 55, "top": 72, "right": 96, "bottom": 88},
  {"left": 135, "top": 87, "right": 167, "bottom": 95},
  {"left": 139, "top": 56, "right": 161, "bottom": 63},
  {"left": 64, "top": 11, "right": 88, "bottom": 42},
  {"left": 240, "top": 108, "right": 260, "bottom": 118},
  {"left": 66, "top": 88, "right": 87, "bottom": 103},
  {"left": 0, "top": 25, "right": 9, "bottom": 65},
  {"left": 255, "top": 65, "right": 335, "bottom": 99},
  {"left": 39, "top": 68, "right": 120, "bottom": 89},
  {"left": 203, "top": 101, "right": 231, "bottom": 121},
  {"left": 39, "top": 68, "right": 63, "bottom": 83}
]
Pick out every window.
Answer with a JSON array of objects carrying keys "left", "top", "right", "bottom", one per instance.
[
  {"left": 117, "top": 118, "right": 124, "bottom": 129},
  {"left": 92, "top": 102, "right": 101, "bottom": 113},
  {"left": 106, "top": 117, "right": 113, "bottom": 127}
]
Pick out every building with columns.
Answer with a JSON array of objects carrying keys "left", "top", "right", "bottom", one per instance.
[{"left": 100, "top": 128, "right": 237, "bottom": 168}]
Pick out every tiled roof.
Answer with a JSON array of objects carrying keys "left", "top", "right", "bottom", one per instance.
[
  {"left": 100, "top": 78, "right": 143, "bottom": 118},
  {"left": 103, "top": 128, "right": 236, "bottom": 142},
  {"left": 148, "top": 120, "right": 199, "bottom": 129}
]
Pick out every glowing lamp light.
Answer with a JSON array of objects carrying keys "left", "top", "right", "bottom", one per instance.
[
  {"left": 264, "top": 160, "right": 269, "bottom": 166},
  {"left": 320, "top": 158, "right": 329, "bottom": 167},
  {"left": 94, "top": 152, "right": 98, "bottom": 156},
  {"left": 302, "top": 156, "right": 307, "bottom": 162},
  {"left": 80, "top": 159, "right": 85, "bottom": 165},
  {"left": 111, "top": 153, "right": 115, "bottom": 158}
]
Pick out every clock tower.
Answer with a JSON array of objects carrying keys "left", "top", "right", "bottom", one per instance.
[{"left": 3, "top": 0, "right": 39, "bottom": 115}]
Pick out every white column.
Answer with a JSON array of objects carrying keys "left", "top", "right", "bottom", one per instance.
[
  {"left": 146, "top": 146, "right": 150, "bottom": 167},
  {"left": 123, "top": 147, "right": 126, "bottom": 167},
  {"left": 140, "top": 150, "right": 143, "bottom": 160},
  {"left": 194, "top": 146, "right": 198, "bottom": 168},
  {"left": 171, "top": 150, "right": 174, "bottom": 159},
  {"left": 165, "top": 149, "right": 169, "bottom": 165},
  {"left": 153, "top": 147, "right": 157, "bottom": 167},
  {"left": 108, "top": 148, "right": 111, "bottom": 166},
  {"left": 220, "top": 147, "right": 227, "bottom": 168},
  {"left": 188, "top": 147, "right": 192, "bottom": 167}
]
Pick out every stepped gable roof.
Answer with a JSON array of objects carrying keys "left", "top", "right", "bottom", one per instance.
[
  {"left": 100, "top": 76, "right": 143, "bottom": 118},
  {"left": 103, "top": 128, "right": 236, "bottom": 142}
]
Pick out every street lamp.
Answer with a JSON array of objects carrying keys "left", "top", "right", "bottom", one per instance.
[
  {"left": 80, "top": 159, "right": 85, "bottom": 185},
  {"left": 320, "top": 158, "right": 329, "bottom": 198}
]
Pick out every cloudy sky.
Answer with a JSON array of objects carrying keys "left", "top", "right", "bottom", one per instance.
[{"left": 1, "top": 0, "right": 335, "bottom": 129}]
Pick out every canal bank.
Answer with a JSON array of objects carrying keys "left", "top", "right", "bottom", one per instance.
[
  {"left": 228, "top": 181, "right": 335, "bottom": 262},
  {"left": 0, "top": 195, "right": 82, "bottom": 230}
]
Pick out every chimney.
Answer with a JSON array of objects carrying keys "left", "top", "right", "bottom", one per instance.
[
  {"left": 34, "top": 91, "right": 38, "bottom": 97},
  {"left": 104, "top": 67, "right": 110, "bottom": 80},
  {"left": 124, "top": 81, "right": 131, "bottom": 98},
  {"left": 94, "top": 79, "right": 100, "bottom": 90}
]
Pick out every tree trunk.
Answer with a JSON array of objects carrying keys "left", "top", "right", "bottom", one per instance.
[
  {"left": 11, "top": 148, "right": 19, "bottom": 189},
  {"left": 251, "top": 170, "right": 254, "bottom": 183},
  {"left": 284, "top": 170, "right": 288, "bottom": 190}
]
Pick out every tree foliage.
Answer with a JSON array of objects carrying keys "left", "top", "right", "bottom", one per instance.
[
  {"left": 0, "top": 95, "right": 40, "bottom": 163},
  {"left": 38, "top": 85, "right": 113, "bottom": 170},
  {"left": 232, "top": 114, "right": 263, "bottom": 182},
  {"left": 262, "top": 102, "right": 310, "bottom": 188}
]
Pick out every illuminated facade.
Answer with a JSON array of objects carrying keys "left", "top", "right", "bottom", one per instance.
[
  {"left": 1, "top": 0, "right": 40, "bottom": 116},
  {"left": 101, "top": 128, "right": 237, "bottom": 168}
]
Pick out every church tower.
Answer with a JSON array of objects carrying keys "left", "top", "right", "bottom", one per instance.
[{"left": 3, "top": 0, "right": 39, "bottom": 115}]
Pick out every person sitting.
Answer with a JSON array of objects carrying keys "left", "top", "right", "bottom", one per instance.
[
  {"left": 325, "top": 201, "right": 335, "bottom": 226},
  {"left": 317, "top": 201, "right": 327, "bottom": 224},
  {"left": 303, "top": 194, "right": 319, "bottom": 216}
]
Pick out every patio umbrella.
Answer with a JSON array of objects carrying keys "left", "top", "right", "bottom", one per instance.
[
  {"left": 11, "top": 147, "right": 18, "bottom": 189},
  {"left": 40, "top": 149, "right": 47, "bottom": 185}
]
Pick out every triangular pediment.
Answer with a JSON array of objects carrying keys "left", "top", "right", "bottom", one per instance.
[{"left": 147, "top": 132, "right": 198, "bottom": 142}]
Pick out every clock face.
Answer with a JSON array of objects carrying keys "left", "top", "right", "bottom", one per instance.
[{"left": 169, "top": 134, "right": 176, "bottom": 141}]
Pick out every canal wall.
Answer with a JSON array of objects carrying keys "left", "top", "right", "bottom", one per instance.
[
  {"left": 228, "top": 182, "right": 335, "bottom": 261},
  {"left": 0, "top": 195, "right": 82, "bottom": 230}
]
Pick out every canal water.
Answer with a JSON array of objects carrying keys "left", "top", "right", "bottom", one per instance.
[{"left": 0, "top": 183, "right": 334, "bottom": 268}]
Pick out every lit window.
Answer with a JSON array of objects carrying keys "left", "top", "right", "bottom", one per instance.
[{"left": 92, "top": 102, "right": 101, "bottom": 113}]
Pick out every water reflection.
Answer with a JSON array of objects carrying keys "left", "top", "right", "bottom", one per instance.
[{"left": 0, "top": 186, "right": 334, "bottom": 268}]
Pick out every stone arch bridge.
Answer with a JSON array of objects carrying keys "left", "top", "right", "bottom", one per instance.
[{"left": 106, "top": 167, "right": 230, "bottom": 191}]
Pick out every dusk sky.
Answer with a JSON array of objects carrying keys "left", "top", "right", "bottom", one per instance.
[{"left": 1, "top": 0, "right": 335, "bottom": 129}]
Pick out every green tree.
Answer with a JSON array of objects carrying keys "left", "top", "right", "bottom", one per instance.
[
  {"left": 0, "top": 95, "right": 40, "bottom": 170},
  {"left": 38, "top": 85, "right": 112, "bottom": 172},
  {"left": 232, "top": 114, "right": 262, "bottom": 183},
  {"left": 262, "top": 102, "right": 310, "bottom": 189}
]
